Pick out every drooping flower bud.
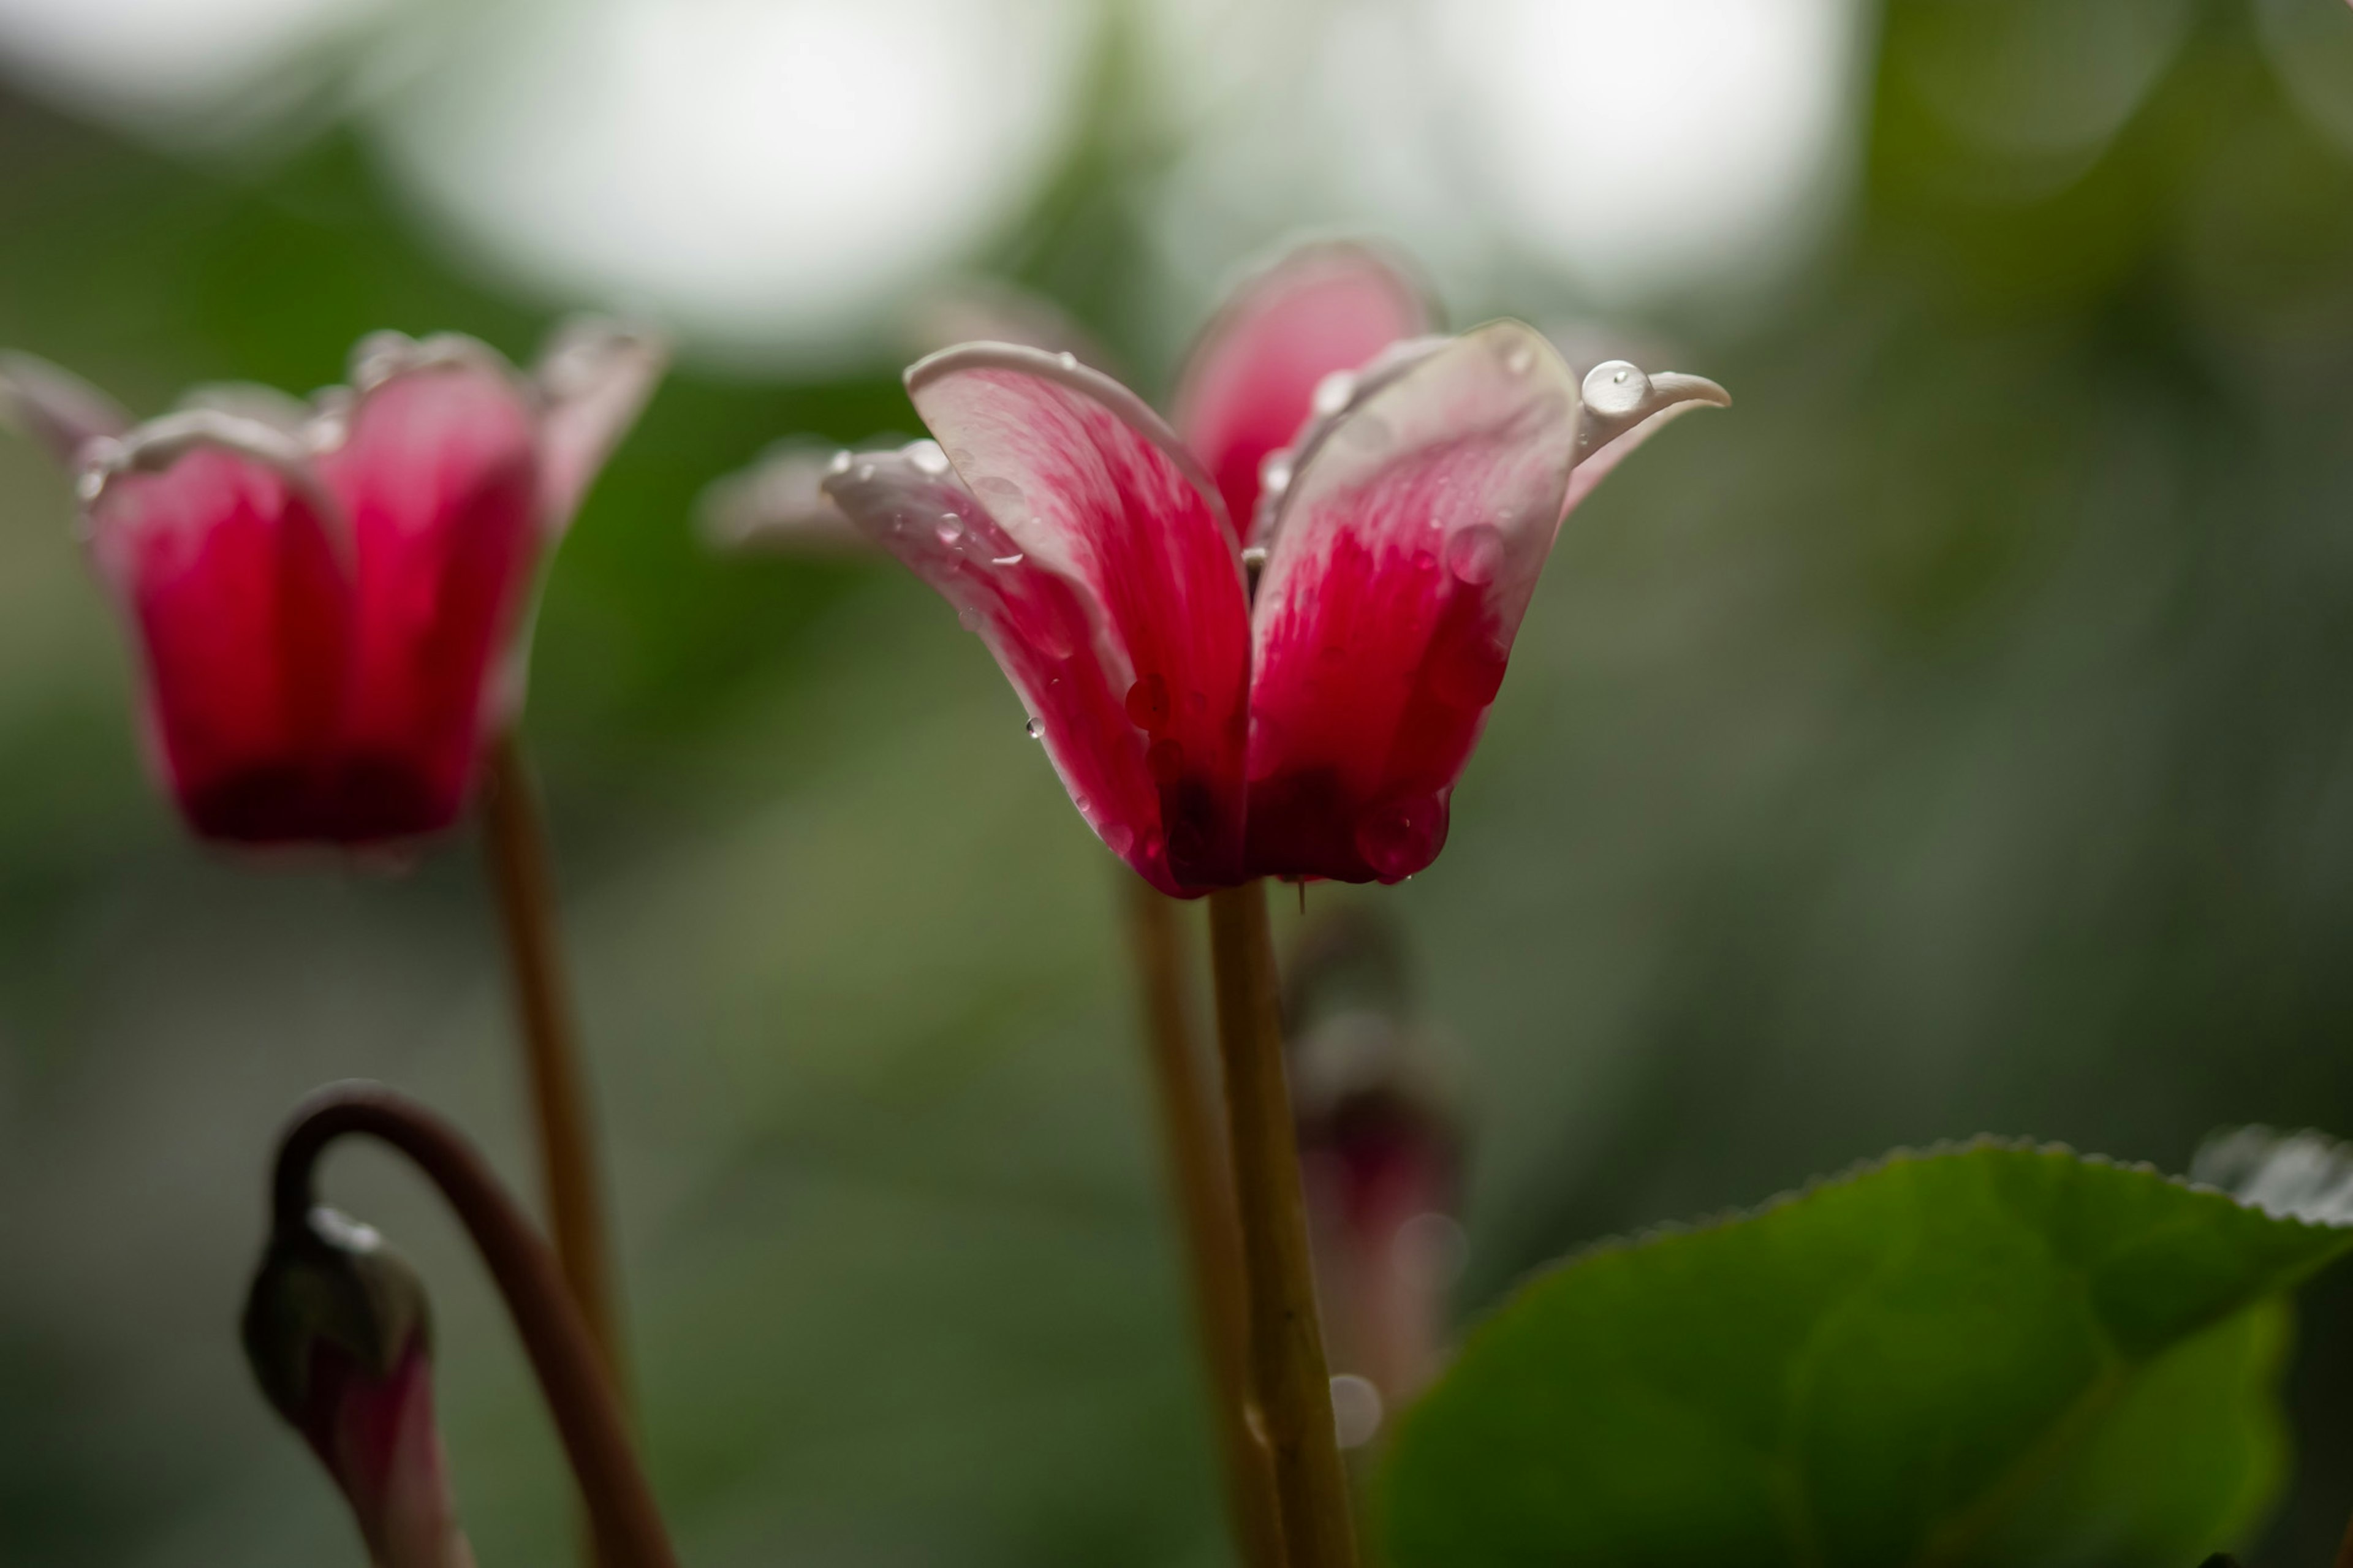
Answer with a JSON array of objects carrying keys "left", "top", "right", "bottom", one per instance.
[
  {"left": 243, "top": 1208, "right": 476, "bottom": 1568},
  {"left": 1284, "top": 907, "right": 1465, "bottom": 1443}
]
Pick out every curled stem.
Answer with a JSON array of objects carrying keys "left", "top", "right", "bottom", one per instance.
[
  {"left": 1121, "top": 877, "right": 1284, "bottom": 1568},
  {"left": 270, "top": 1083, "right": 678, "bottom": 1568},
  {"left": 1207, "top": 880, "right": 1358, "bottom": 1568},
  {"left": 482, "top": 734, "right": 628, "bottom": 1398}
]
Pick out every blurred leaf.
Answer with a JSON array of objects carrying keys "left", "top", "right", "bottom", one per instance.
[{"left": 1381, "top": 1141, "right": 2353, "bottom": 1568}]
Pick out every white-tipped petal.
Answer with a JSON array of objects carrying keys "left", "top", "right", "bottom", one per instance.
[{"left": 0, "top": 351, "right": 133, "bottom": 469}]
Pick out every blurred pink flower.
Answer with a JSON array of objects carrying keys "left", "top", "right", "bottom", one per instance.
[
  {"left": 823, "top": 241, "right": 1726, "bottom": 894},
  {"left": 0, "top": 322, "right": 662, "bottom": 844}
]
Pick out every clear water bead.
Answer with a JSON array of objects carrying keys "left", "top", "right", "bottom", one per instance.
[
  {"left": 1311, "top": 369, "right": 1355, "bottom": 417},
  {"left": 909, "top": 441, "right": 950, "bottom": 475},
  {"left": 1025, "top": 716, "right": 1044, "bottom": 740},
  {"left": 828, "top": 449, "right": 853, "bottom": 475},
  {"left": 1582, "top": 360, "right": 1651, "bottom": 419},
  {"left": 1260, "top": 451, "right": 1292, "bottom": 496}
]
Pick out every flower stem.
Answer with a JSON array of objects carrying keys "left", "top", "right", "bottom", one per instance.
[
  {"left": 1121, "top": 877, "right": 1285, "bottom": 1568},
  {"left": 1206, "top": 880, "right": 1358, "bottom": 1568},
  {"left": 270, "top": 1082, "right": 677, "bottom": 1568},
  {"left": 482, "top": 734, "right": 628, "bottom": 1401}
]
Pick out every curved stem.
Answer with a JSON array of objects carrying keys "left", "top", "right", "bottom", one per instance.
[
  {"left": 1207, "top": 881, "right": 1358, "bottom": 1568},
  {"left": 271, "top": 1082, "right": 678, "bottom": 1568},
  {"left": 1120, "top": 877, "right": 1284, "bottom": 1568},
  {"left": 482, "top": 734, "right": 629, "bottom": 1399}
]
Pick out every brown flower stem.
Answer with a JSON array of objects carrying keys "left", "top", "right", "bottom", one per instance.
[
  {"left": 1121, "top": 877, "right": 1285, "bottom": 1568},
  {"left": 482, "top": 733, "right": 628, "bottom": 1404},
  {"left": 1206, "top": 880, "right": 1358, "bottom": 1568},
  {"left": 270, "top": 1083, "right": 678, "bottom": 1568}
]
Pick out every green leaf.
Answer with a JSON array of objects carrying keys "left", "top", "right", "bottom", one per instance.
[{"left": 1380, "top": 1138, "right": 2353, "bottom": 1568}]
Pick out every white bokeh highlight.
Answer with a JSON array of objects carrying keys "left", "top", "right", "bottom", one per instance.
[
  {"left": 369, "top": 0, "right": 1096, "bottom": 364},
  {"left": 0, "top": 0, "right": 377, "bottom": 127}
]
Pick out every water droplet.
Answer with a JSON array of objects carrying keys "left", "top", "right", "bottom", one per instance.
[
  {"left": 909, "top": 441, "right": 949, "bottom": 475},
  {"left": 1311, "top": 369, "right": 1355, "bottom": 417},
  {"left": 991, "top": 552, "right": 1025, "bottom": 567},
  {"left": 957, "top": 606, "right": 984, "bottom": 632},
  {"left": 828, "top": 449, "right": 853, "bottom": 475},
  {"left": 1056, "top": 351, "right": 1078, "bottom": 369},
  {"left": 1025, "top": 716, "right": 1044, "bottom": 740},
  {"left": 1125, "top": 673, "right": 1172, "bottom": 732},
  {"left": 935, "top": 513, "right": 964, "bottom": 545},
  {"left": 1147, "top": 738, "right": 1184, "bottom": 785},
  {"left": 1352, "top": 794, "right": 1447, "bottom": 881},
  {"left": 1330, "top": 1374, "right": 1384, "bottom": 1450},
  {"left": 1259, "top": 451, "right": 1292, "bottom": 498},
  {"left": 976, "top": 475, "right": 1024, "bottom": 502},
  {"left": 1505, "top": 343, "right": 1535, "bottom": 375},
  {"left": 1103, "top": 822, "right": 1135, "bottom": 855},
  {"left": 1447, "top": 524, "right": 1506, "bottom": 586},
  {"left": 75, "top": 469, "right": 105, "bottom": 504},
  {"left": 1074, "top": 793, "right": 1093, "bottom": 814},
  {"left": 1582, "top": 360, "right": 1651, "bottom": 419},
  {"left": 855, "top": 463, "right": 876, "bottom": 482}
]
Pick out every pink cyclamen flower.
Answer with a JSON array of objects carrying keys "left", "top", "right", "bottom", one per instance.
[
  {"left": 0, "top": 322, "right": 663, "bottom": 844},
  {"left": 820, "top": 242, "right": 1727, "bottom": 895}
]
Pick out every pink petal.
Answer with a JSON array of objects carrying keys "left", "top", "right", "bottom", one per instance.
[
  {"left": 902, "top": 346, "right": 1254, "bottom": 892},
  {"left": 82, "top": 415, "right": 353, "bottom": 843},
  {"left": 824, "top": 442, "right": 1192, "bottom": 892},
  {"left": 0, "top": 350, "right": 132, "bottom": 468},
  {"left": 317, "top": 345, "right": 542, "bottom": 839},
  {"left": 531, "top": 317, "right": 667, "bottom": 536},
  {"left": 1171, "top": 241, "right": 1430, "bottom": 544},
  {"left": 1245, "top": 321, "right": 1581, "bottom": 883},
  {"left": 312, "top": 1344, "right": 473, "bottom": 1568}
]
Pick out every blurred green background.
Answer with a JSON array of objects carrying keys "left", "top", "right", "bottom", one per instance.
[{"left": 4, "top": 0, "right": 2353, "bottom": 1562}]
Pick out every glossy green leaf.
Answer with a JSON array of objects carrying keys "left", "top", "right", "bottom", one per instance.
[{"left": 1381, "top": 1138, "right": 2353, "bottom": 1568}]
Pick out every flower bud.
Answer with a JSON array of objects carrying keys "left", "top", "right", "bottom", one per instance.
[
  {"left": 243, "top": 1208, "right": 475, "bottom": 1568},
  {"left": 1285, "top": 908, "right": 1465, "bottom": 1432}
]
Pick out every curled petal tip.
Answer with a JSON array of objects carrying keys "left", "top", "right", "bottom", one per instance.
[
  {"left": 700, "top": 438, "right": 872, "bottom": 556},
  {"left": 1576, "top": 360, "right": 1730, "bottom": 454},
  {"left": 0, "top": 350, "right": 133, "bottom": 469}
]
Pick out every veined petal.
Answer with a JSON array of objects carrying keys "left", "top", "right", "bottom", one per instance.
[
  {"left": 0, "top": 350, "right": 132, "bottom": 468},
  {"left": 531, "top": 317, "right": 668, "bottom": 536},
  {"left": 1245, "top": 321, "right": 1580, "bottom": 883},
  {"left": 317, "top": 342, "right": 542, "bottom": 839},
  {"left": 81, "top": 414, "right": 353, "bottom": 842},
  {"left": 1172, "top": 241, "right": 1431, "bottom": 544},
  {"left": 905, "top": 345, "right": 1252, "bottom": 891},
  {"left": 825, "top": 442, "right": 1193, "bottom": 893}
]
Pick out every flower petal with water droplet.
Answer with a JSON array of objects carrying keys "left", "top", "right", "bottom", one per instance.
[
  {"left": 824, "top": 441, "right": 1211, "bottom": 896},
  {"left": 901, "top": 344, "right": 1252, "bottom": 892},
  {"left": 1243, "top": 320, "right": 1581, "bottom": 883}
]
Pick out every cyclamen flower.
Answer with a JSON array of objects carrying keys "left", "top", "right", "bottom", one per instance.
[
  {"left": 822, "top": 243, "right": 1726, "bottom": 895},
  {"left": 0, "top": 322, "right": 662, "bottom": 844}
]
